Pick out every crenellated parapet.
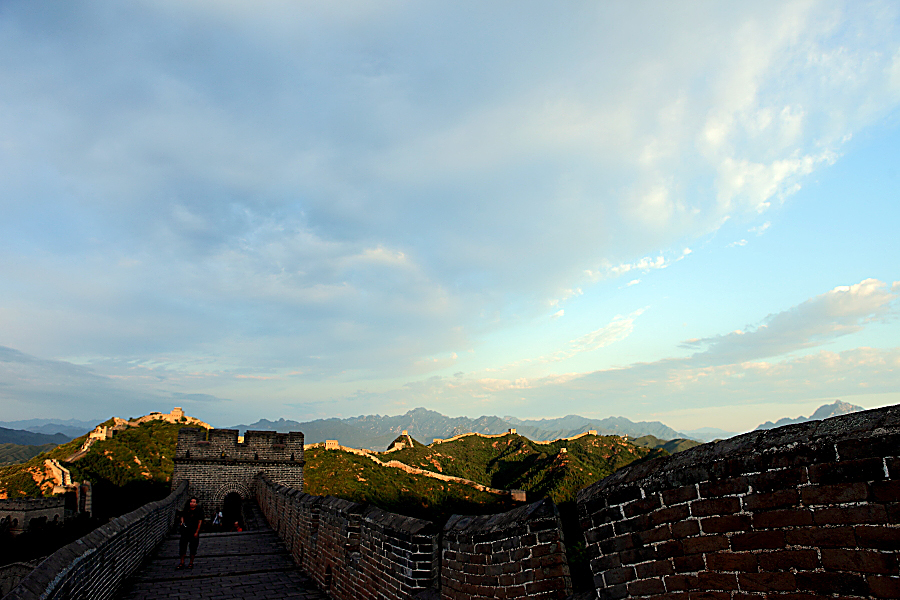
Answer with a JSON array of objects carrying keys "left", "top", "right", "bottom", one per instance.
[{"left": 174, "top": 428, "right": 304, "bottom": 462}]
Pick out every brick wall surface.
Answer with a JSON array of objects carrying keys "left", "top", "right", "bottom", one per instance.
[
  {"left": 172, "top": 427, "right": 304, "bottom": 515},
  {"left": 3, "top": 480, "right": 189, "bottom": 600},
  {"left": 577, "top": 404, "right": 900, "bottom": 600},
  {"left": 255, "top": 476, "right": 440, "bottom": 600},
  {"left": 441, "top": 498, "right": 572, "bottom": 600}
]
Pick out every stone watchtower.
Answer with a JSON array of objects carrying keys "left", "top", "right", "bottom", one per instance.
[{"left": 172, "top": 428, "right": 304, "bottom": 514}]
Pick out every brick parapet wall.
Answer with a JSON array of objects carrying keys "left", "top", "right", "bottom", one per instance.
[
  {"left": 576, "top": 405, "right": 900, "bottom": 600},
  {"left": 259, "top": 477, "right": 438, "bottom": 599},
  {"left": 2, "top": 480, "right": 189, "bottom": 600},
  {"left": 441, "top": 498, "right": 572, "bottom": 600}
]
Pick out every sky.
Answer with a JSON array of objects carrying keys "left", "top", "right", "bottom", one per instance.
[{"left": 1, "top": 0, "right": 899, "bottom": 433}]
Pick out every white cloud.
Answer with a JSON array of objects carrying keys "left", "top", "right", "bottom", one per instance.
[
  {"left": 728, "top": 239, "right": 749, "bottom": 247},
  {"left": 682, "top": 278, "right": 896, "bottom": 364},
  {"left": 626, "top": 279, "right": 641, "bottom": 287},
  {"left": 551, "top": 309, "right": 564, "bottom": 319},
  {"left": 750, "top": 221, "right": 771, "bottom": 235}
]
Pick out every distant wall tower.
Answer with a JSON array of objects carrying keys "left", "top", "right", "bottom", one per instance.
[{"left": 172, "top": 428, "right": 304, "bottom": 513}]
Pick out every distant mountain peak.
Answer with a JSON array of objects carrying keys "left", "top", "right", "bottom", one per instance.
[{"left": 755, "top": 400, "right": 864, "bottom": 431}]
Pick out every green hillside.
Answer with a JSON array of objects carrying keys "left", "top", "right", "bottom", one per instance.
[
  {"left": 631, "top": 434, "right": 702, "bottom": 455},
  {"left": 304, "top": 446, "right": 516, "bottom": 522},
  {"left": 0, "top": 443, "right": 58, "bottom": 466},
  {"left": 0, "top": 420, "right": 190, "bottom": 519},
  {"left": 384, "top": 432, "right": 663, "bottom": 505}
]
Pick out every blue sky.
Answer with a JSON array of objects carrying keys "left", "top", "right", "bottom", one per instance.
[{"left": 1, "top": 1, "right": 898, "bottom": 433}]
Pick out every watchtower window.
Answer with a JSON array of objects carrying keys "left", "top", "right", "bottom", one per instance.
[
  {"left": 185, "top": 450, "right": 190, "bottom": 458},
  {"left": 254, "top": 452, "right": 259, "bottom": 460},
  {"left": 290, "top": 453, "right": 294, "bottom": 461},
  {"left": 221, "top": 451, "right": 227, "bottom": 459}
]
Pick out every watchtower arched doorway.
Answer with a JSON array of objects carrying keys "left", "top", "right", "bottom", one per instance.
[{"left": 223, "top": 492, "right": 244, "bottom": 531}]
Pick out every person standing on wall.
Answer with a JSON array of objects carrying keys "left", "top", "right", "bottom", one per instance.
[{"left": 177, "top": 497, "right": 204, "bottom": 569}]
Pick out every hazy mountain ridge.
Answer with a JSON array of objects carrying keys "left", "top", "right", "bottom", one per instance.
[
  {"left": 0, "top": 418, "right": 96, "bottom": 440},
  {"left": 230, "top": 408, "right": 688, "bottom": 450},
  {"left": 754, "top": 400, "right": 863, "bottom": 430},
  {"left": 0, "top": 427, "right": 70, "bottom": 446}
]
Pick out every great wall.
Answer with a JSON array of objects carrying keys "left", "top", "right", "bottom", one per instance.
[{"left": 3, "top": 404, "right": 899, "bottom": 599}]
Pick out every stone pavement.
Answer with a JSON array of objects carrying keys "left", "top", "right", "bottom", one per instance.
[{"left": 116, "top": 505, "right": 326, "bottom": 600}]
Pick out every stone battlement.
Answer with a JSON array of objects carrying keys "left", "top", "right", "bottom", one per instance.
[{"left": 174, "top": 428, "right": 304, "bottom": 462}]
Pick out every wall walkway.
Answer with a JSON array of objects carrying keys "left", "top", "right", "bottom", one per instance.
[{"left": 115, "top": 509, "right": 325, "bottom": 600}]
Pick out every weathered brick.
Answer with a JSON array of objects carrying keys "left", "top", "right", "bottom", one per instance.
[
  {"left": 670, "top": 519, "right": 700, "bottom": 538},
  {"left": 698, "top": 477, "right": 749, "bottom": 498},
  {"left": 651, "top": 504, "right": 690, "bottom": 526},
  {"left": 738, "top": 572, "right": 797, "bottom": 592},
  {"left": 868, "top": 480, "right": 900, "bottom": 503},
  {"left": 697, "top": 571, "right": 738, "bottom": 590},
  {"left": 635, "top": 559, "right": 674, "bottom": 579},
  {"left": 868, "top": 575, "right": 900, "bottom": 599},
  {"left": 700, "top": 515, "right": 750, "bottom": 534},
  {"left": 855, "top": 525, "right": 900, "bottom": 551},
  {"left": 800, "top": 482, "right": 868, "bottom": 505},
  {"left": 682, "top": 535, "right": 728, "bottom": 555},
  {"left": 785, "top": 525, "right": 855, "bottom": 548},
  {"left": 673, "top": 554, "right": 704, "bottom": 573},
  {"left": 836, "top": 434, "right": 900, "bottom": 461},
  {"left": 705, "top": 552, "right": 757, "bottom": 572},
  {"left": 662, "top": 485, "right": 698, "bottom": 506},
  {"left": 748, "top": 467, "right": 807, "bottom": 492},
  {"left": 741, "top": 489, "right": 800, "bottom": 511},
  {"left": 603, "top": 566, "right": 636, "bottom": 586},
  {"left": 813, "top": 504, "right": 888, "bottom": 525},
  {"left": 627, "top": 577, "right": 665, "bottom": 596},
  {"left": 808, "top": 458, "right": 887, "bottom": 485},
  {"left": 752, "top": 508, "right": 813, "bottom": 529},
  {"left": 757, "top": 549, "right": 819, "bottom": 571},
  {"left": 820, "top": 548, "right": 897, "bottom": 574},
  {"left": 731, "top": 530, "right": 785, "bottom": 551},
  {"left": 623, "top": 494, "right": 663, "bottom": 517},
  {"left": 663, "top": 574, "right": 698, "bottom": 591},
  {"left": 795, "top": 571, "right": 868, "bottom": 596},
  {"left": 690, "top": 497, "right": 741, "bottom": 517}
]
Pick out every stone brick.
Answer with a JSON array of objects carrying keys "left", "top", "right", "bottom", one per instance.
[
  {"left": 731, "top": 530, "right": 785, "bottom": 551},
  {"left": 698, "top": 477, "right": 749, "bottom": 498},
  {"left": 855, "top": 525, "right": 900, "bottom": 550},
  {"left": 623, "top": 495, "right": 662, "bottom": 517},
  {"left": 868, "top": 575, "right": 900, "bottom": 599},
  {"left": 670, "top": 519, "right": 700, "bottom": 538},
  {"left": 784, "top": 525, "right": 855, "bottom": 548},
  {"left": 752, "top": 508, "right": 813, "bottom": 529},
  {"left": 757, "top": 549, "right": 819, "bottom": 571},
  {"left": 672, "top": 554, "right": 704, "bottom": 573},
  {"left": 813, "top": 504, "right": 888, "bottom": 525},
  {"left": 705, "top": 552, "right": 757, "bottom": 572},
  {"left": 697, "top": 571, "right": 738, "bottom": 590},
  {"left": 635, "top": 559, "right": 674, "bottom": 579},
  {"left": 700, "top": 515, "right": 750, "bottom": 534},
  {"left": 800, "top": 482, "right": 868, "bottom": 505},
  {"left": 690, "top": 497, "right": 741, "bottom": 518},
  {"left": 741, "top": 489, "right": 800, "bottom": 511},
  {"left": 820, "top": 548, "right": 897, "bottom": 574},
  {"left": 795, "top": 571, "right": 869, "bottom": 596},
  {"left": 651, "top": 504, "right": 690, "bottom": 526},
  {"left": 661, "top": 485, "right": 698, "bottom": 506},
  {"left": 748, "top": 467, "right": 807, "bottom": 492},
  {"left": 663, "top": 574, "right": 698, "bottom": 591},
  {"left": 682, "top": 535, "right": 728, "bottom": 555},
  {"left": 868, "top": 480, "right": 900, "bottom": 503},
  {"left": 738, "top": 572, "right": 797, "bottom": 592},
  {"left": 808, "top": 458, "right": 887, "bottom": 485},
  {"left": 627, "top": 577, "right": 665, "bottom": 596}
]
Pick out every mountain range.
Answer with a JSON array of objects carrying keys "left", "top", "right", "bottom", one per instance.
[
  {"left": 0, "top": 418, "right": 96, "bottom": 439},
  {"left": 230, "top": 408, "right": 686, "bottom": 450},
  {"left": 754, "top": 400, "right": 863, "bottom": 430}
]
